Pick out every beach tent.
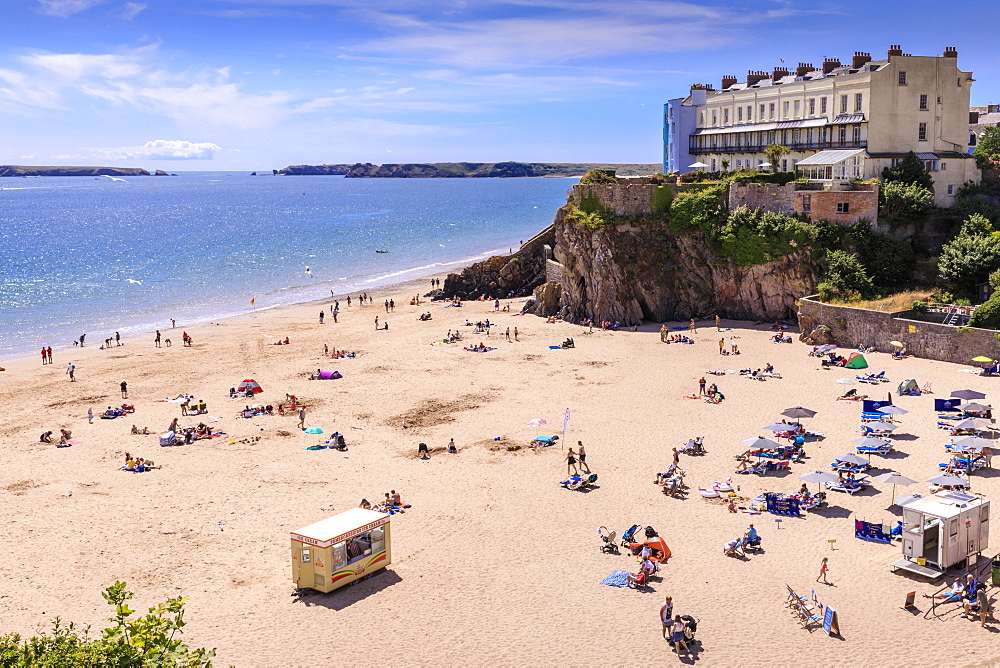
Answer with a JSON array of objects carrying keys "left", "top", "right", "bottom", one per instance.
[
  {"left": 844, "top": 353, "right": 868, "bottom": 369},
  {"left": 237, "top": 379, "right": 263, "bottom": 395},
  {"left": 897, "top": 379, "right": 917, "bottom": 395},
  {"left": 317, "top": 370, "right": 342, "bottom": 380}
]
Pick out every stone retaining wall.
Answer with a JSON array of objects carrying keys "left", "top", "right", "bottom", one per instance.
[{"left": 797, "top": 296, "right": 1000, "bottom": 364}]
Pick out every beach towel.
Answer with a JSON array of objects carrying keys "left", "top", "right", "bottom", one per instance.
[
  {"left": 835, "top": 378, "right": 855, "bottom": 384},
  {"left": 548, "top": 345, "right": 563, "bottom": 349},
  {"left": 305, "top": 445, "right": 328, "bottom": 450},
  {"left": 600, "top": 570, "right": 631, "bottom": 587},
  {"left": 465, "top": 347, "right": 496, "bottom": 353}
]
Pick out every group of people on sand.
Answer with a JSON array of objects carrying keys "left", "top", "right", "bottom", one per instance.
[
  {"left": 271, "top": 337, "right": 291, "bottom": 345},
  {"left": 464, "top": 342, "right": 492, "bottom": 352},
  {"left": 180, "top": 397, "right": 208, "bottom": 415},
  {"left": 322, "top": 345, "right": 357, "bottom": 358},
  {"left": 565, "top": 441, "right": 591, "bottom": 475},
  {"left": 924, "top": 573, "right": 992, "bottom": 626},
  {"left": 39, "top": 428, "right": 72, "bottom": 447},
  {"left": 359, "top": 490, "right": 409, "bottom": 514},
  {"left": 121, "top": 452, "right": 158, "bottom": 473},
  {"left": 417, "top": 439, "right": 458, "bottom": 459}
]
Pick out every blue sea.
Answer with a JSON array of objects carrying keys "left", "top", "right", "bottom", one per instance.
[{"left": 0, "top": 172, "right": 575, "bottom": 359}]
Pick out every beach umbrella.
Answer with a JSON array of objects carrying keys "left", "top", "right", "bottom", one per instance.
[
  {"left": 816, "top": 344, "right": 837, "bottom": 351},
  {"left": 865, "top": 421, "right": 898, "bottom": 432},
  {"left": 525, "top": 418, "right": 547, "bottom": 427},
  {"left": 834, "top": 453, "right": 869, "bottom": 466},
  {"left": 782, "top": 406, "right": 817, "bottom": 419},
  {"left": 304, "top": 427, "right": 323, "bottom": 434},
  {"left": 799, "top": 470, "right": 840, "bottom": 492},
  {"left": 688, "top": 162, "right": 708, "bottom": 169},
  {"left": 762, "top": 423, "right": 793, "bottom": 432},
  {"left": 889, "top": 341, "right": 904, "bottom": 348},
  {"left": 971, "top": 356, "right": 993, "bottom": 363},
  {"left": 853, "top": 436, "right": 891, "bottom": 447},
  {"left": 952, "top": 435, "right": 993, "bottom": 450},
  {"left": 954, "top": 417, "right": 991, "bottom": 430},
  {"left": 958, "top": 402, "right": 991, "bottom": 413},
  {"left": 874, "top": 472, "right": 917, "bottom": 505},
  {"left": 741, "top": 436, "right": 781, "bottom": 449},
  {"left": 927, "top": 474, "right": 968, "bottom": 487},
  {"left": 951, "top": 389, "right": 986, "bottom": 401},
  {"left": 877, "top": 405, "right": 909, "bottom": 415}
]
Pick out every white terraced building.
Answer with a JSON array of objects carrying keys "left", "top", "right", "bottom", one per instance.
[{"left": 663, "top": 46, "right": 980, "bottom": 206}]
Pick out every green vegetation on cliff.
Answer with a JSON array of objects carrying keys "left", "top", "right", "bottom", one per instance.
[
  {"left": 0, "top": 165, "right": 150, "bottom": 177},
  {"left": 279, "top": 162, "right": 661, "bottom": 178}
]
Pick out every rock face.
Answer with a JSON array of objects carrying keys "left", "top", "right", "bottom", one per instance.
[
  {"left": 154, "top": 170, "right": 168, "bottom": 176},
  {"left": 276, "top": 164, "right": 353, "bottom": 175},
  {"left": 0, "top": 165, "right": 150, "bottom": 177},
  {"left": 442, "top": 226, "right": 555, "bottom": 299},
  {"left": 547, "top": 206, "right": 816, "bottom": 324}
]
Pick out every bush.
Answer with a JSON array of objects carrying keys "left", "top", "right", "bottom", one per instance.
[
  {"left": 667, "top": 184, "right": 726, "bottom": 234},
  {"left": 938, "top": 232, "right": 1000, "bottom": 299},
  {"left": 714, "top": 206, "right": 817, "bottom": 266},
  {"left": 970, "top": 292, "right": 1000, "bottom": 329},
  {"left": 973, "top": 127, "right": 1000, "bottom": 170},
  {"left": 578, "top": 169, "right": 616, "bottom": 185},
  {"left": 878, "top": 180, "right": 934, "bottom": 228},
  {"left": 817, "top": 250, "right": 875, "bottom": 301},
  {"left": 881, "top": 151, "right": 933, "bottom": 189},
  {"left": 728, "top": 170, "right": 797, "bottom": 186}
]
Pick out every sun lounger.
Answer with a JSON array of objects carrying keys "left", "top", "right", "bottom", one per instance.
[
  {"left": 531, "top": 435, "right": 559, "bottom": 447},
  {"left": 856, "top": 443, "right": 893, "bottom": 455},
  {"left": 824, "top": 477, "right": 869, "bottom": 494}
]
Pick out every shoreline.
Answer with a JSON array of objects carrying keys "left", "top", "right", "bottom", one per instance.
[{"left": 0, "top": 239, "right": 523, "bottom": 367}]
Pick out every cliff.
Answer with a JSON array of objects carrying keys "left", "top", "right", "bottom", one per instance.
[
  {"left": 276, "top": 164, "right": 354, "bottom": 175},
  {"left": 276, "top": 162, "right": 659, "bottom": 178},
  {"left": 0, "top": 165, "right": 150, "bottom": 177},
  {"left": 443, "top": 175, "right": 818, "bottom": 323}
]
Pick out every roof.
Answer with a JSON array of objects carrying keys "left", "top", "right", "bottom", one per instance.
[
  {"left": 291, "top": 508, "right": 390, "bottom": 547},
  {"left": 830, "top": 113, "right": 866, "bottom": 124},
  {"left": 692, "top": 117, "right": 828, "bottom": 136},
  {"left": 795, "top": 149, "right": 866, "bottom": 166},
  {"left": 916, "top": 153, "right": 938, "bottom": 160},
  {"left": 901, "top": 491, "right": 987, "bottom": 516}
]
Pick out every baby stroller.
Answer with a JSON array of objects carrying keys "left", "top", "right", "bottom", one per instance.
[
  {"left": 620, "top": 524, "right": 640, "bottom": 548},
  {"left": 597, "top": 526, "right": 618, "bottom": 554},
  {"left": 681, "top": 616, "right": 699, "bottom": 644}
]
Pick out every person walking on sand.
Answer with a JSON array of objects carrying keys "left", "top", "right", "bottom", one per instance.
[
  {"left": 319, "top": 310, "right": 324, "bottom": 324},
  {"left": 390, "top": 299, "right": 394, "bottom": 312},
  {"left": 41, "top": 347, "right": 48, "bottom": 365},
  {"left": 154, "top": 330, "right": 161, "bottom": 348},
  {"left": 375, "top": 315, "right": 379, "bottom": 330},
  {"left": 46, "top": 347, "right": 53, "bottom": 364},
  {"left": 577, "top": 441, "right": 590, "bottom": 472},
  {"left": 67, "top": 362, "right": 75, "bottom": 382},
  {"left": 120, "top": 380, "right": 128, "bottom": 399},
  {"left": 716, "top": 314, "right": 721, "bottom": 331},
  {"left": 170, "top": 318, "right": 175, "bottom": 328},
  {"left": 115, "top": 331, "right": 121, "bottom": 346},
  {"left": 660, "top": 597, "right": 673, "bottom": 640},
  {"left": 672, "top": 447, "right": 680, "bottom": 466},
  {"left": 87, "top": 407, "right": 94, "bottom": 424},
  {"left": 514, "top": 327, "right": 519, "bottom": 341},
  {"left": 689, "top": 319, "right": 696, "bottom": 333},
  {"left": 816, "top": 557, "right": 830, "bottom": 584},
  {"left": 385, "top": 299, "right": 390, "bottom": 313},
  {"left": 699, "top": 377, "right": 706, "bottom": 395},
  {"left": 298, "top": 406, "right": 307, "bottom": 430},
  {"left": 566, "top": 448, "right": 579, "bottom": 475},
  {"left": 670, "top": 616, "right": 688, "bottom": 657}
]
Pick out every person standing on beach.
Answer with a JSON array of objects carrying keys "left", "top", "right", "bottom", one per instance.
[
  {"left": 41, "top": 347, "right": 48, "bottom": 365},
  {"left": 716, "top": 314, "right": 721, "bottom": 331},
  {"left": 688, "top": 319, "right": 696, "bottom": 333},
  {"left": 699, "top": 377, "right": 706, "bottom": 395},
  {"left": 659, "top": 597, "right": 673, "bottom": 640},
  {"left": 120, "top": 380, "right": 128, "bottom": 399},
  {"left": 155, "top": 330, "right": 161, "bottom": 348},
  {"left": 566, "top": 448, "right": 578, "bottom": 475},
  {"left": 46, "top": 347, "right": 53, "bottom": 364},
  {"left": 298, "top": 406, "right": 307, "bottom": 430},
  {"left": 718, "top": 338, "right": 725, "bottom": 355},
  {"left": 67, "top": 363, "right": 75, "bottom": 382},
  {"left": 390, "top": 299, "right": 394, "bottom": 312},
  {"left": 384, "top": 300, "right": 389, "bottom": 313},
  {"left": 513, "top": 327, "right": 519, "bottom": 341},
  {"left": 332, "top": 308, "right": 338, "bottom": 323},
  {"left": 577, "top": 441, "right": 590, "bottom": 473},
  {"left": 375, "top": 315, "right": 379, "bottom": 330},
  {"left": 87, "top": 407, "right": 94, "bottom": 424},
  {"left": 319, "top": 310, "right": 325, "bottom": 324},
  {"left": 79, "top": 334, "right": 86, "bottom": 347},
  {"left": 670, "top": 616, "right": 688, "bottom": 657},
  {"left": 816, "top": 557, "right": 830, "bottom": 584},
  {"left": 115, "top": 331, "right": 121, "bottom": 346},
  {"left": 171, "top": 318, "right": 175, "bottom": 328}
]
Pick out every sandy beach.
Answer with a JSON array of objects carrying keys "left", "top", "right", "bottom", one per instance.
[{"left": 1, "top": 278, "right": 998, "bottom": 667}]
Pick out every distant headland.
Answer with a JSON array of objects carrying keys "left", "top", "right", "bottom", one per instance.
[
  {"left": 275, "top": 162, "right": 660, "bottom": 178},
  {"left": 0, "top": 165, "right": 152, "bottom": 177}
]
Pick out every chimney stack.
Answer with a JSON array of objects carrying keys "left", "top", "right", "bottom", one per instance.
[
  {"left": 943, "top": 46, "right": 958, "bottom": 58},
  {"left": 771, "top": 67, "right": 790, "bottom": 82},
  {"left": 746, "top": 70, "right": 767, "bottom": 86},
  {"left": 822, "top": 58, "right": 841, "bottom": 74},
  {"left": 887, "top": 44, "right": 903, "bottom": 58},
  {"left": 852, "top": 51, "right": 872, "bottom": 68},
  {"left": 795, "top": 62, "right": 814, "bottom": 77},
  {"left": 721, "top": 74, "right": 737, "bottom": 89}
]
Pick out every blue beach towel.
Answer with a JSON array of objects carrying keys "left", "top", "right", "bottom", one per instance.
[
  {"left": 600, "top": 570, "right": 631, "bottom": 587},
  {"left": 548, "top": 345, "right": 562, "bottom": 349}
]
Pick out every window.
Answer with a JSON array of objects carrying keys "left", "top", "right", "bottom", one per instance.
[
  {"left": 919, "top": 94, "right": 928, "bottom": 110},
  {"left": 723, "top": 108, "right": 729, "bottom": 124},
  {"left": 970, "top": 133, "right": 977, "bottom": 146},
  {"left": 853, "top": 125, "right": 861, "bottom": 142},
  {"left": 937, "top": 96, "right": 941, "bottom": 105},
  {"left": 346, "top": 531, "right": 375, "bottom": 565},
  {"left": 747, "top": 105, "right": 753, "bottom": 120},
  {"left": 957, "top": 77, "right": 962, "bottom": 87},
  {"left": 840, "top": 95, "right": 848, "bottom": 113},
  {"left": 711, "top": 159, "right": 717, "bottom": 171},
  {"left": 820, "top": 97, "right": 827, "bottom": 114},
  {"left": 855, "top": 93, "right": 862, "bottom": 112},
  {"left": 794, "top": 100, "right": 800, "bottom": 116},
  {"left": 760, "top": 104, "right": 765, "bottom": 119},
  {"left": 712, "top": 110, "right": 717, "bottom": 125},
  {"left": 898, "top": 71, "right": 907, "bottom": 85},
  {"left": 918, "top": 122, "right": 927, "bottom": 141},
  {"left": 941, "top": 162, "right": 947, "bottom": 170},
  {"left": 809, "top": 98, "right": 815, "bottom": 115},
  {"left": 839, "top": 126, "right": 847, "bottom": 143},
  {"left": 699, "top": 112, "right": 704, "bottom": 125},
  {"left": 737, "top": 107, "right": 743, "bottom": 122},
  {"left": 769, "top": 103, "right": 775, "bottom": 119},
  {"left": 837, "top": 202, "right": 850, "bottom": 213},
  {"left": 890, "top": 158, "right": 900, "bottom": 168},
  {"left": 947, "top": 185, "right": 954, "bottom": 195},
  {"left": 802, "top": 195, "right": 812, "bottom": 212},
  {"left": 783, "top": 101, "right": 790, "bottom": 117},
  {"left": 782, "top": 158, "right": 788, "bottom": 171}
]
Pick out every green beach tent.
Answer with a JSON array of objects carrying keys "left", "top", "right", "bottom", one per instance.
[{"left": 845, "top": 353, "right": 868, "bottom": 369}]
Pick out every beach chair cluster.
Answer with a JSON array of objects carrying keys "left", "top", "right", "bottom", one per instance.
[
  {"left": 735, "top": 458, "right": 791, "bottom": 476},
  {"left": 785, "top": 584, "right": 823, "bottom": 630},
  {"left": 857, "top": 370, "right": 888, "bottom": 384},
  {"left": 559, "top": 473, "right": 598, "bottom": 490},
  {"left": 656, "top": 468, "right": 687, "bottom": 497}
]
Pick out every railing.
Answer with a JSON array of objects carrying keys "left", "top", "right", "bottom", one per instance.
[
  {"left": 924, "top": 550, "right": 998, "bottom": 619},
  {"left": 689, "top": 140, "right": 867, "bottom": 155},
  {"left": 913, "top": 301, "right": 978, "bottom": 320}
]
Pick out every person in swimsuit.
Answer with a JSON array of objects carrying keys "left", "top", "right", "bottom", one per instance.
[
  {"left": 577, "top": 441, "right": 590, "bottom": 472},
  {"left": 566, "top": 448, "right": 578, "bottom": 475}
]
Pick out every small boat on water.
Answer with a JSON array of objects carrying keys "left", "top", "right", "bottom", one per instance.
[{"left": 375, "top": 250, "right": 389, "bottom": 254}]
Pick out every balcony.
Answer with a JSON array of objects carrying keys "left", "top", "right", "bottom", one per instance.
[{"left": 689, "top": 139, "right": 867, "bottom": 155}]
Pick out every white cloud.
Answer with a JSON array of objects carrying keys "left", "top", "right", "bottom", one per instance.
[
  {"left": 37, "top": 0, "right": 103, "bottom": 18},
  {"left": 97, "top": 139, "right": 222, "bottom": 160},
  {"left": 120, "top": 2, "right": 146, "bottom": 20}
]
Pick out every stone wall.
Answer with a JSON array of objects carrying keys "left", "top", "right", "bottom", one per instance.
[
  {"left": 728, "top": 183, "right": 795, "bottom": 215},
  {"left": 545, "top": 258, "right": 564, "bottom": 283},
  {"left": 572, "top": 182, "right": 659, "bottom": 217},
  {"left": 797, "top": 296, "right": 1000, "bottom": 364},
  {"left": 793, "top": 187, "right": 879, "bottom": 227}
]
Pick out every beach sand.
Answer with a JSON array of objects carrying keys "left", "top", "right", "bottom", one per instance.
[{"left": 1, "top": 279, "right": 998, "bottom": 667}]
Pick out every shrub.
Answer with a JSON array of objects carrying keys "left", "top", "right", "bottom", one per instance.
[
  {"left": 878, "top": 180, "right": 934, "bottom": 228},
  {"left": 651, "top": 185, "right": 674, "bottom": 214},
  {"left": 579, "top": 169, "right": 616, "bottom": 185},
  {"left": 973, "top": 127, "right": 1000, "bottom": 170},
  {"left": 714, "top": 206, "right": 817, "bottom": 266},
  {"left": 938, "top": 232, "right": 1000, "bottom": 299},
  {"left": 818, "top": 250, "right": 875, "bottom": 301},
  {"left": 881, "top": 151, "right": 933, "bottom": 189},
  {"left": 970, "top": 292, "right": 1000, "bottom": 329},
  {"left": 667, "top": 184, "right": 726, "bottom": 234}
]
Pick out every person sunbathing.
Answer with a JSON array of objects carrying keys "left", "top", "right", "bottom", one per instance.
[
  {"left": 925, "top": 581, "right": 964, "bottom": 602},
  {"left": 359, "top": 498, "right": 372, "bottom": 510},
  {"left": 764, "top": 363, "right": 774, "bottom": 373}
]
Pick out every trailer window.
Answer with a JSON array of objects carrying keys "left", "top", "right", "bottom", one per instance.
[
  {"left": 347, "top": 532, "right": 373, "bottom": 564},
  {"left": 332, "top": 542, "right": 347, "bottom": 569},
  {"left": 300, "top": 549, "right": 311, "bottom": 564},
  {"left": 371, "top": 527, "right": 386, "bottom": 554}
]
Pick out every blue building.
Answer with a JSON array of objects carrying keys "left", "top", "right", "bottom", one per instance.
[{"left": 663, "top": 86, "right": 707, "bottom": 174}]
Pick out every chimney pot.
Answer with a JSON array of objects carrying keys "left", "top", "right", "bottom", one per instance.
[
  {"left": 721, "top": 74, "right": 737, "bottom": 89},
  {"left": 822, "top": 58, "right": 841, "bottom": 74},
  {"left": 943, "top": 46, "right": 958, "bottom": 58},
  {"left": 852, "top": 51, "right": 872, "bottom": 68},
  {"left": 771, "top": 66, "right": 790, "bottom": 82},
  {"left": 887, "top": 44, "right": 903, "bottom": 58},
  {"left": 746, "top": 70, "right": 767, "bottom": 86},
  {"left": 795, "top": 62, "right": 814, "bottom": 77}
]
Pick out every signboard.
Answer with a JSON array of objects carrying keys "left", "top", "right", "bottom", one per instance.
[
  {"left": 908, "top": 325, "right": 916, "bottom": 334},
  {"left": 903, "top": 591, "right": 916, "bottom": 609},
  {"left": 822, "top": 605, "right": 840, "bottom": 636}
]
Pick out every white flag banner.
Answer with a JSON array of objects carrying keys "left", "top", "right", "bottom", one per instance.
[{"left": 562, "top": 408, "right": 571, "bottom": 448}]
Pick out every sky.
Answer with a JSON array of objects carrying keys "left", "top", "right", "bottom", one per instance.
[{"left": 1, "top": 0, "right": 999, "bottom": 170}]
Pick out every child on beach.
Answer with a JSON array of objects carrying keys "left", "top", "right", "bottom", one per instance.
[{"left": 816, "top": 557, "right": 830, "bottom": 584}]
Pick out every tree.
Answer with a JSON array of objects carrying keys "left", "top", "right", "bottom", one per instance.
[
  {"left": 881, "top": 151, "right": 933, "bottom": 189},
  {"left": 764, "top": 144, "right": 789, "bottom": 173},
  {"left": 938, "top": 232, "right": 1000, "bottom": 299},
  {"left": 877, "top": 180, "right": 934, "bottom": 228},
  {"left": 973, "top": 126, "right": 1000, "bottom": 170},
  {"left": 817, "top": 250, "right": 875, "bottom": 301},
  {"left": 720, "top": 159, "right": 730, "bottom": 171},
  {"left": 969, "top": 291, "right": 1000, "bottom": 329}
]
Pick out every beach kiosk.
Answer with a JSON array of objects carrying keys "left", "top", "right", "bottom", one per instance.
[
  {"left": 892, "top": 491, "right": 990, "bottom": 579},
  {"left": 291, "top": 508, "right": 391, "bottom": 593}
]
